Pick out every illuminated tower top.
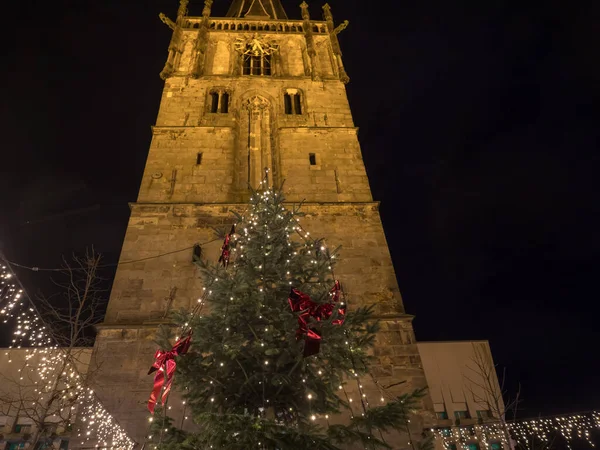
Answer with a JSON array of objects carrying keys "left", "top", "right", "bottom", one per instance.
[{"left": 226, "top": 0, "right": 288, "bottom": 19}]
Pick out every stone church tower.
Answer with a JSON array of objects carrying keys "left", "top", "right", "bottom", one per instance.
[{"left": 92, "top": 0, "right": 431, "bottom": 445}]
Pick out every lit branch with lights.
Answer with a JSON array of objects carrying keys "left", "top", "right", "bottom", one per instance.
[
  {"left": 143, "top": 180, "right": 430, "bottom": 449},
  {"left": 0, "top": 259, "right": 135, "bottom": 449}
]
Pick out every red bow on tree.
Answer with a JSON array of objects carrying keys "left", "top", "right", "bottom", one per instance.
[
  {"left": 147, "top": 334, "right": 192, "bottom": 413},
  {"left": 288, "top": 281, "right": 346, "bottom": 357},
  {"left": 218, "top": 225, "right": 236, "bottom": 267}
]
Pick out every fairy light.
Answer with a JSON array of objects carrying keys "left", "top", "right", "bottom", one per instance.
[
  {"left": 0, "top": 264, "right": 135, "bottom": 449},
  {"left": 432, "top": 412, "right": 600, "bottom": 450}
]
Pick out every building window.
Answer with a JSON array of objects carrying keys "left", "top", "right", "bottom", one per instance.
[
  {"left": 243, "top": 46, "right": 271, "bottom": 76},
  {"left": 9, "top": 443, "right": 26, "bottom": 450},
  {"left": 309, "top": 153, "right": 317, "bottom": 166},
  {"left": 208, "top": 90, "right": 230, "bottom": 114},
  {"left": 476, "top": 410, "right": 492, "bottom": 419},
  {"left": 436, "top": 411, "right": 449, "bottom": 420},
  {"left": 210, "top": 92, "right": 219, "bottom": 113},
  {"left": 467, "top": 444, "right": 480, "bottom": 450},
  {"left": 221, "top": 92, "right": 229, "bottom": 113},
  {"left": 490, "top": 443, "right": 503, "bottom": 450},
  {"left": 447, "top": 444, "right": 457, "bottom": 450},
  {"left": 196, "top": 152, "right": 203, "bottom": 165},
  {"left": 15, "top": 423, "right": 31, "bottom": 433},
  {"left": 284, "top": 90, "right": 303, "bottom": 115},
  {"left": 454, "top": 410, "right": 471, "bottom": 420}
]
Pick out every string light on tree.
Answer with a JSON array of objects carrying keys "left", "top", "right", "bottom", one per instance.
[{"left": 0, "top": 262, "right": 135, "bottom": 449}]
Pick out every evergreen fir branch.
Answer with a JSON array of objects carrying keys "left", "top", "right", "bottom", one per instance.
[
  {"left": 147, "top": 407, "right": 189, "bottom": 449},
  {"left": 349, "top": 389, "right": 425, "bottom": 432},
  {"left": 417, "top": 430, "right": 436, "bottom": 450},
  {"left": 189, "top": 413, "right": 341, "bottom": 450},
  {"left": 154, "top": 324, "right": 175, "bottom": 350},
  {"left": 327, "top": 424, "right": 392, "bottom": 449}
]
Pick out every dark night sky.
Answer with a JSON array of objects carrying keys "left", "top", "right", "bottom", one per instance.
[{"left": 2, "top": 0, "right": 599, "bottom": 418}]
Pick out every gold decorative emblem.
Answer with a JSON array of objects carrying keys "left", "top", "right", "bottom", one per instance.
[{"left": 234, "top": 34, "right": 279, "bottom": 56}]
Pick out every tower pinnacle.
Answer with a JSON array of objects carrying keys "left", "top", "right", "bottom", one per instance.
[{"left": 226, "top": 0, "right": 288, "bottom": 19}]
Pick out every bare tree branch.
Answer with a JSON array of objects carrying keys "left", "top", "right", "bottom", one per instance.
[
  {"left": 464, "top": 343, "right": 520, "bottom": 450},
  {"left": 1, "top": 249, "right": 105, "bottom": 448}
]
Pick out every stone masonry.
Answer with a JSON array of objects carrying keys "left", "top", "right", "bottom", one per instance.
[{"left": 91, "top": 0, "right": 433, "bottom": 446}]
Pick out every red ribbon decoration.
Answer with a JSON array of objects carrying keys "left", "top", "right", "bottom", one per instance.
[
  {"left": 218, "top": 224, "right": 236, "bottom": 267},
  {"left": 147, "top": 335, "right": 192, "bottom": 413},
  {"left": 288, "top": 281, "right": 346, "bottom": 357},
  {"left": 330, "top": 280, "right": 346, "bottom": 325}
]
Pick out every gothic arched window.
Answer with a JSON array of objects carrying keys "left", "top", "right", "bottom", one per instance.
[{"left": 242, "top": 44, "right": 272, "bottom": 76}]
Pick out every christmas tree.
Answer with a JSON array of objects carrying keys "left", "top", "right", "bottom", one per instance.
[{"left": 148, "top": 184, "right": 428, "bottom": 449}]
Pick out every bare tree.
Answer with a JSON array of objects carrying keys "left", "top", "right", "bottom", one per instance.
[
  {"left": 0, "top": 249, "right": 105, "bottom": 448},
  {"left": 464, "top": 343, "right": 521, "bottom": 450}
]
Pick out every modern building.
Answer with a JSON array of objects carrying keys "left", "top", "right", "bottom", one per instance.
[{"left": 418, "top": 341, "right": 508, "bottom": 450}]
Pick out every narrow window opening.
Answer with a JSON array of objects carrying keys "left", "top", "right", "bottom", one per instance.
[
  {"left": 192, "top": 244, "right": 202, "bottom": 262},
  {"left": 454, "top": 410, "right": 471, "bottom": 420},
  {"left": 196, "top": 152, "right": 203, "bottom": 165},
  {"left": 221, "top": 92, "right": 229, "bottom": 113},
  {"left": 210, "top": 92, "right": 219, "bottom": 113},
  {"left": 284, "top": 94, "right": 293, "bottom": 114},
  {"left": 284, "top": 91, "right": 303, "bottom": 115},
  {"left": 309, "top": 153, "right": 317, "bottom": 166},
  {"left": 264, "top": 54, "right": 271, "bottom": 75},
  {"left": 243, "top": 54, "right": 251, "bottom": 75},
  {"left": 436, "top": 411, "right": 449, "bottom": 420},
  {"left": 293, "top": 94, "right": 302, "bottom": 114},
  {"left": 252, "top": 55, "right": 261, "bottom": 75}
]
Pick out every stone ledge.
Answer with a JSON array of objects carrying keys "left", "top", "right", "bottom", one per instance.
[
  {"left": 151, "top": 125, "right": 234, "bottom": 133},
  {"left": 373, "top": 314, "right": 415, "bottom": 321},
  {"left": 95, "top": 321, "right": 171, "bottom": 331},
  {"left": 97, "top": 314, "right": 412, "bottom": 331},
  {"left": 128, "top": 201, "right": 381, "bottom": 209},
  {"left": 279, "top": 126, "right": 358, "bottom": 131}
]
